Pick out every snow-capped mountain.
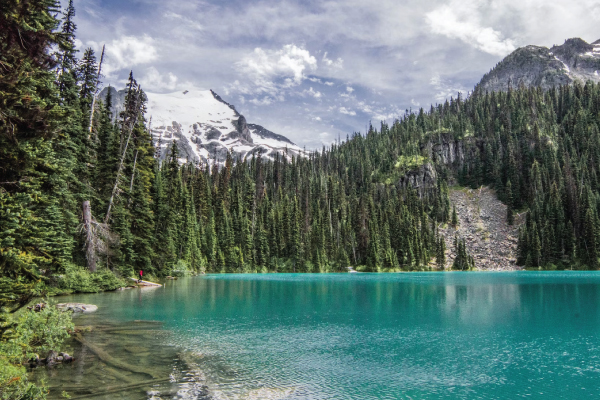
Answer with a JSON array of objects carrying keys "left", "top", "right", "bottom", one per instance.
[
  {"left": 475, "top": 38, "right": 600, "bottom": 94},
  {"left": 98, "top": 87, "right": 305, "bottom": 165}
]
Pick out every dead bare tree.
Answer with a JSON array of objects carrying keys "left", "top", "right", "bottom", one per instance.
[
  {"left": 81, "top": 200, "right": 119, "bottom": 271},
  {"left": 104, "top": 79, "right": 143, "bottom": 224},
  {"left": 88, "top": 44, "right": 105, "bottom": 134}
]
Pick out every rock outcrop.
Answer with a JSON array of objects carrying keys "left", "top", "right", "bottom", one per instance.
[
  {"left": 234, "top": 115, "right": 253, "bottom": 143},
  {"left": 247, "top": 123, "right": 295, "bottom": 146},
  {"left": 420, "top": 136, "right": 471, "bottom": 166},
  {"left": 399, "top": 135, "right": 478, "bottom": 193},
  {"left": 398, "top": 163, "right": 438, "bottom": 196}
]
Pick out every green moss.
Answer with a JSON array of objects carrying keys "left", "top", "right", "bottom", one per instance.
[{"left": 394, "top": 155, "right": 428, "bottom": 173}]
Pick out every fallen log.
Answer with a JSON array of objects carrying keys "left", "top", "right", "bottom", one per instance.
[
  {"left": 65, "top": 377, "right": 172, "bottom": 399},
  {"left": 128, "top": 277, "right": 162, "bottom": 287},
  {"left": 73, "top": 333, "right": 160, "bottom": 379}
]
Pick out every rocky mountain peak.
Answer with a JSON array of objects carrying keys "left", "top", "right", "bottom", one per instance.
[
  {"left": 474, "top": 37, "right": 600, "bottom": 94},
  {"left": 98, "top": 87, "right": 306, "bottom": 166},
  {"left": 557, "top": 37, "right": 594, "bottom": 53}
]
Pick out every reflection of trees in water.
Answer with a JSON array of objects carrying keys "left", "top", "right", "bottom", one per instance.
[
  {"left": 443, "top": 283, "right": 521, "bottom": 325},
  {"left": 440, "top": 278, "right": 600, "bottom": 329}
]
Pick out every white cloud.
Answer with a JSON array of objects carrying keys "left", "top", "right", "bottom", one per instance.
[
  {"left": 235, "top": 44, "right": 317, "bottom": 99},
  {"left": 339, "top": 107, "right": 356, "bottom": 116},
  {"left": 372, "top": 111, "right": 399, "bottom": 121},
  {"left": 164, "top": 11, "right": 203, "bottom": 32},
  {"left": 95, "top": 35, "right": 159, "bottom": 76},
  {"left": 322, "top": 52, "right": 344, "bottom": 68},
  {"left": 302, "top": 87, "right": 323, "bottom": 98},
  {"left": 324, "top": 81, "right": 335, "bottom": 86},
  {"left": 425, "top": 2, "right": 515, "bottom": 56},
  {"left": 138, "top": 67, "right": 178, "bottom": 91},
  {"left": 346, "top": 86, "right": 354, "bottom": 93},
  {"left": 358, "top": 102, "right": 373, "bottom": 114},
  {"left": 430, "top": 73, "right": 468, "bottom": 102},
  {"left": 249, "top": 96, "right": 274, "bottom": 106}
]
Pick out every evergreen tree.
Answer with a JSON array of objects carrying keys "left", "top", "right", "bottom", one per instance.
[
  {"left": 437, "top": 237, "right": 446, "bottom": 269},
  {"left": 506, "top": 180, "right": 514, "bottom": 226},
  {"left": 451, "top": 205, "right": 459, "bottom": 227},
  {"left": 452, "top": 236, "right": 474, "bottom": 270},
  {"left": 0, "top": 0, "right": 73, "bottom": 316}
]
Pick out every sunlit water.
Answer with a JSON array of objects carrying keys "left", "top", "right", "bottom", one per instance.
[{"left": 34, "top": 272, "right": 600, "bottom": 399}]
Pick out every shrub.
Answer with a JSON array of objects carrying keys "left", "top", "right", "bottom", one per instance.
[
  {"left": 0, "top": 303, "right": 74, "bottom": 400},
  {"left": 54, "top": 266, "right": 125, "bottom": 294}
]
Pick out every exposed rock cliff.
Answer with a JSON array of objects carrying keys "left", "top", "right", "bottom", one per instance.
[
  {"left": 397, "top": 163, "right": 438, "bottom": 196},
  {"left": 398, "top": 134, "right": 478, "bottom": 194}
]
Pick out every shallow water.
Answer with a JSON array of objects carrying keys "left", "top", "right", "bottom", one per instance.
[{"left": 34, "top": 272, "right": 600, "bottom": 399}]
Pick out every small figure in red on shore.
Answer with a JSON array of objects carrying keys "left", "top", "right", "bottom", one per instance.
[{"left": 139, "top": 269, "right": 143, "bottom": 283}]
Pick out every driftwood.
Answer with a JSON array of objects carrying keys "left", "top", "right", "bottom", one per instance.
[
  {"left": 66, "top": 378, "right": 171, "bottom": 399},
  {"left": 73, "top": 333, "right": 160, "bottom": 379},
  {"left": 102, "top": 329, "right": 162, "bottom": 336},
  {"left": 128, "top": 277, "right": 162, "bottom": 287}
]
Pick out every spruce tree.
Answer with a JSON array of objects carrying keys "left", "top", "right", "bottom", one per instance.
[
  {"left": 0, "top": 0, "right": 74, "bottom": 317},
  {"left": 451, "top": 205, "right": 459, "bottom": 227},
  {"left": 506, "top": 180, "right": 514, "bottom": 226}
]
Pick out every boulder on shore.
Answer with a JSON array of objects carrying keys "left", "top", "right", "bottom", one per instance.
[
  {"left": 56, "top": 303, "right": 98, "bottom": 313},
  {"left": 46, "top": 350, "right": 58, "bottom": 366}
]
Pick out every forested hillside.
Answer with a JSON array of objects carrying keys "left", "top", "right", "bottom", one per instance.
[{"left": 3, "top": 0, "right": 600, "bottom": 318}]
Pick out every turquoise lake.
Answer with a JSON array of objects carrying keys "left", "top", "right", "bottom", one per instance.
[{"left": 38, "top": 272, "right": 600, "bottom": 399}]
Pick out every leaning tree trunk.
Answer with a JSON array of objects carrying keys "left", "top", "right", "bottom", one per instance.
[{"left": 83, "top": 200, "right": 96, "bottom": 272}]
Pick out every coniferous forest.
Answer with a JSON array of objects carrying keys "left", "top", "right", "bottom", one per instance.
[
  {"left": 3, "top": 0, "right": 600, "bottom": 299},
  {"left": 2, "top": 1, "right": 600, "bottom": 396}
]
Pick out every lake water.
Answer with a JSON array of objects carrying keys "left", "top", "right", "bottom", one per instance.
[{"left": 35, "top": 272, "right": 600, "bottom": 399}]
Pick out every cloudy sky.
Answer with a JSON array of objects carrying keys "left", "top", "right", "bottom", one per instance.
[{"left": 71, "top": 0, "right": 600, "bottom": 149}]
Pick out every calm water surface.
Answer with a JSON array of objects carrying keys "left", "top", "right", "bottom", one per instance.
[{"left": 37, "top": 272, "right": 600, "bottom": 399}]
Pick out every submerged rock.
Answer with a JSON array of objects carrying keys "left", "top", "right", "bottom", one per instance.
[
  {"left": 56, "top": 303, "right": 98, "bottom": 313},
  {"left": 46, "top": 350, "right": 58, "bottom": 366},
  {"left": 59, "top": 352, "right": 73, "bottom": 362}
]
